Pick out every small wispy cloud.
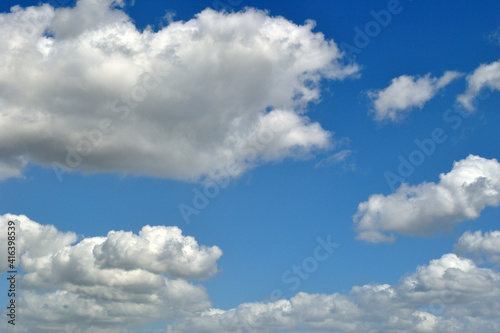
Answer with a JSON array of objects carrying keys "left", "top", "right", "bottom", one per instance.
[
  {"left": 315, "top": 149, "right": 354, "bottom": 169},
  {"left": 488, "top": 26, "right": 500, "bottom": 45},
  {"left": 457, "top": 60, "right": 500, "bottom": 110},
  {"left": 369, "top": 71, "right": 463, "bottom": 122}
]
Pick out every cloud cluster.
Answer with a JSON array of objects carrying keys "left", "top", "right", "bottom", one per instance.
[
  {"left": 2, "top": 214, "right": 500, "bottom": 332},
  {"left": 457, "top": 60, "right": 500, "bottom": 110},
  {"left": 369, "top": 71, "right": 462, "bottom": 122},
  {"left": 0, "top": 214, "right": 221, "bottom": 332},
  {"left": 0, "top": 0, "right": 358, "bottom": 181},
  {"left": 354, "top": 155, "right": 500, "bottom": 243},
  {"left": 166, "top": 252, "right": 500, "bottom": 333},
  {"left": 455, "top": 230, "right": 500, "bottom": 264}
]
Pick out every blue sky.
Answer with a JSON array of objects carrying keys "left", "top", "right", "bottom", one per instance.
[{"left": 0, "top": 0, "right": 500, "bottom": 332}]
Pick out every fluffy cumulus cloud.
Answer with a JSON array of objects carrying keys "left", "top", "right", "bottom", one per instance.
[
  {"left": 166, "top": 250, "right": 500, "bottom": 333},
  {"left": 457, "top": 60, "right": 500, "bottom": 110},
  {"left": 0, "top": 0, "right": 359, "bottom": 182},
  {"left": 0, "top": 214, "right": 221, "bottom": 332},
  {"left": 455, "top": 230, "right": 500, "bottom": 264},
  {"left": 354, "top": 155, "right": 500, "bottom": 243},
  {"left": 369, "top": 71, "right": 462, "bottom": 122}
]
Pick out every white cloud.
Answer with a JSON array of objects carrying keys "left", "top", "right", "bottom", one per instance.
[
  {"left": 0, "top": 0, "right": 358, "bottom": 182},
  {"left": 0, "top": 214, "right": 220, "bottom": 332},
  {"left": 165, "top": 251, "right": 500, "bottom": 333},
  {"left": 455, "top": 230, "right": 500, "bottom": 264},
  {"left": 369, "top": 71, "right": 462, "bottom": 122},
  {"left": 353, "top": 155, "right": 500, "bottom": 243},
  {"left": 457, "top": 60, "right": 500, "bottom": 110}
]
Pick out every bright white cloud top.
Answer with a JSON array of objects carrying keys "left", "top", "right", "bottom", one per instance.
[
  {"left": 93, "top": 225, "right": 222, "bottom": 279},
  {"left": 354, "top": 155, "right": 500, "bottom": 243},
  {"left": 457, "top": 60, "right": 500, "bottom": 110},
  {"left": 2, "top": 214, "right": 500, "bottom": 332},
  {"left": 0, "top": 0, "right": 358, "bottom": 181},
  {"left": 369, "top": 71, "right": 462, "bottom": 122}
]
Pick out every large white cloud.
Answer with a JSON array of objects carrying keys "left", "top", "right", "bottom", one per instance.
[
  {"left": 0, "top": 0, "right": 358, "bottom": 181},
  {"left": 369, "top": 71, "right": 462, "bottom": 122},
  {"left": 354, "top": 155, "right": 500, "bottom": 243},
  {"left": 0, "top": 214, "right": 220, "bottom": 332},
  {"left": 457, "top": 60, "right": 500, "bottom": 110},
  {"left": 455, "top": 230, "right": 500, "bottom": 264},
  {"left": 165, "top": 251, "right": 500, "bottom": 333}
]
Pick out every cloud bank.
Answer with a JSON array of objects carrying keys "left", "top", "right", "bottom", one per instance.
[
  {"left": 2, "top": 214, "right": 500, "bottom": 332},
  {"left": 166, "top": 252, "right": 500, "bottom": 333},
  {"left": 369, "top": 71, "right": 462, "bottom": 122},
  {"left": 354, "top": 155, "right": 500, "bottom": 243},
  {"left": 0, "top": 0, "right": 358, "bottom": 181}
]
